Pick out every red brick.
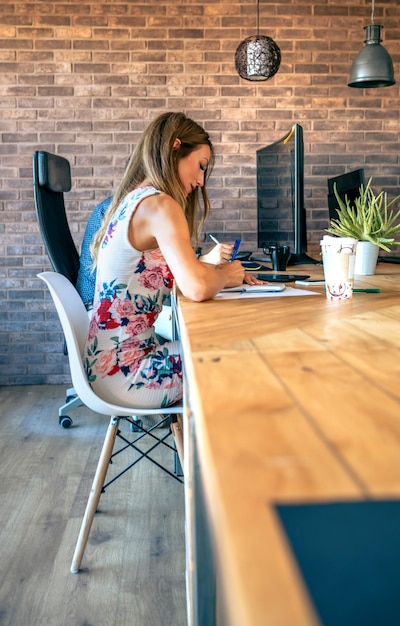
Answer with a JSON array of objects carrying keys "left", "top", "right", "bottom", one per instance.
[{"left": 0, "top": 0, "right": 399, "bottom": 384}]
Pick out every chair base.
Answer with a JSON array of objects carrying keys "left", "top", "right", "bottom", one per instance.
[
  {"left": 58, "top": 388, "right": 83, "bottom": 428},
  {"left": 71, "top": 413, "right": 184, "bottom": 574}
]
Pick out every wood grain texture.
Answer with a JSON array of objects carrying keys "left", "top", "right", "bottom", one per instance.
[
  {"left": 177, "top": 264, "right": 400, "bottom": 626},
  {"left": 0, "top": 385, "right": 187, "bottom": 626}
]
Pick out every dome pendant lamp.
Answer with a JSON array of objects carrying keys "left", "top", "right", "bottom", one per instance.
[
  {"left": 235, "top": 0, "right": 281, "bottom": 82},
  {"left": 348, "top": 0, "right": 395, "bottom": 88}
]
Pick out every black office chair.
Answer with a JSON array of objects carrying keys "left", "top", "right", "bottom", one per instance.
[
  {"left": 33, "top": 150, "right": 83, "bottom": 427},
  {"left": 33, "top": 151, "right": 80, "bottom": 285}
]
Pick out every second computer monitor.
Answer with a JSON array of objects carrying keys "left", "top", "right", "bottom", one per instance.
[{"left": 327, "top": 168, "right": 365, "bottom": 220}]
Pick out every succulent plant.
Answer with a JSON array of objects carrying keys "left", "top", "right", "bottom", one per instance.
[{"left": 326, "top": 177, "right": 400, "bottom": 252}]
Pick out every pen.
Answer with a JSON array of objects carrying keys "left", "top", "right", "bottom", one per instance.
[
  {"left": 231, "top": 238, "right": 241, "bottom": 261},
  {"left": 209, "top": 234, "right": 219, "bottom": 245},
  {"left": 324, "top": 288, "right": 381, "bottom": 293}
]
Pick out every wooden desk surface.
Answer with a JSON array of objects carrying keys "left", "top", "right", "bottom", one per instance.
[{"left": 177, "top": 263, "right": 400, "bottom": 626}]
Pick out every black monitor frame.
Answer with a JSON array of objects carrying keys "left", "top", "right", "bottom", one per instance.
[
  {"left": 256, "top": 123, "right": 317, "bottom": 265},
  {"left": 327, "top": 168, "right": 365, "bottom": 221}
]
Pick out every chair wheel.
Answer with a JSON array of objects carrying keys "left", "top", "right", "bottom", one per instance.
[
  {"left": 130, "top": 418, "right": 143, "bottom": 432},
  {"left": 60, "top": 415, "right": 73, "bottom": 428}
]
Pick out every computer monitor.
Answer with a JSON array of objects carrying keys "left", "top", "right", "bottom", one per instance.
[
  {"left": 327, "top": 168, "right": 365, "bottom": 221},
  {"left": 256, "top": 123, "right": 316, "bottom": 265}
]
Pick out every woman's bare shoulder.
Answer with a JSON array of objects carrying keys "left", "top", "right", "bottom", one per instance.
[{"left": 139, "top": 190, "right": 181, "bottom": 217}]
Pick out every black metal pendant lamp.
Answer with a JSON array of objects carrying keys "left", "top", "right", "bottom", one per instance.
[
  {"left": 235, "top": 0, "right": 281, "bottom": 82},
  {"left": 348, "top": 0, "right": 395, "bottom": 88}
]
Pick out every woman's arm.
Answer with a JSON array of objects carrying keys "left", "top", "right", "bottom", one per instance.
[{"left": 129, "top": 192, "right": 246, "bottom": 301}]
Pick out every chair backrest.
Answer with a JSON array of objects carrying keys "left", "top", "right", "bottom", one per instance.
[
  {"left": 37, "top": 271, "right": 112, "bottom": 415},
  {"left": 33, "top": 151, "right": 80, "bottom": 285},
  {"left": 38, "top": 270, "right": 90, "bottom": 360}
]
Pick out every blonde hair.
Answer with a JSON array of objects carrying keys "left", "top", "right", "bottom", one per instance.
[{"left": 90, "top": 111, "right": 214, "bottom": 264}]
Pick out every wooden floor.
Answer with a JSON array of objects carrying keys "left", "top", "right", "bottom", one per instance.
[{"left": 0, "top": 385, "right": 187, "bottom": 626}]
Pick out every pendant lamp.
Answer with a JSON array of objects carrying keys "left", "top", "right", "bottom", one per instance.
[
  {"left": 348, "top": 0, "right": 395, "bottom": 88},
  {"left": 235, "top": 0, "right": 281, "bottom": 82}
]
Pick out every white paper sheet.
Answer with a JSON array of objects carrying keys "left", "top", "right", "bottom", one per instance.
[{"left": 214, "top": 286, "right": 320, "bottom": 300}]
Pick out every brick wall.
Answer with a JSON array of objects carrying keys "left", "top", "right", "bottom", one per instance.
[{"left": 1, "top": 0, "right": 399, "bottom": 385}]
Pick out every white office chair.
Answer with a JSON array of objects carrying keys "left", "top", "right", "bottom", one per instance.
[{"left": 38, "top": 271, "right": 184, "bottom": 574}]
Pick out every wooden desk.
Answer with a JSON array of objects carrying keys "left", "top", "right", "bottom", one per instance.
[{"left": 176, "top": 264, "right": 400, "bottom": 626}]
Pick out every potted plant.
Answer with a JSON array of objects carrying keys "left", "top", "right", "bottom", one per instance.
[{"left": 326, "top": 177, "right": 400, "bottom": 274}]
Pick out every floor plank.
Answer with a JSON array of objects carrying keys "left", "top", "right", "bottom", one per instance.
[{"left": 0, "top": 385, "right": 187, "bottom": 626}]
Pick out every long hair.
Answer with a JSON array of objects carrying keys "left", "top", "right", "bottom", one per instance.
[{"left": 90, "top": 112, "right": 215, "bottom": 264}]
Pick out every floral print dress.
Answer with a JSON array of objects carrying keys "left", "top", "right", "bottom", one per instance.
[{"left": 84, "top": 186, "right": 183, "bottom": 409}]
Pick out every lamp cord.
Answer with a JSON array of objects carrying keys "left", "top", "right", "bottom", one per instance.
[
  {"left": 371, "top": 0, "right": 375, "bottom": 24},
  {"left": 256, "top": 0, "right": 260, "bottom": 36}
]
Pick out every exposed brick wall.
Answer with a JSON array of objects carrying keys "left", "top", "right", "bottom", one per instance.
[{"left": 1, "top": 0, "right": 399, "bottom": 385}]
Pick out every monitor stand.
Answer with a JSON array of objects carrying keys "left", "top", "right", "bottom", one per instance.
[
  {"left": 288, "top": 252, "right": 321, "bottom": 265},
  {"left": 253, "top": 251, "right": 321, "bottom": 265},
  {"left": 378, "top": 256, "right": 400, "bottom": 264}
]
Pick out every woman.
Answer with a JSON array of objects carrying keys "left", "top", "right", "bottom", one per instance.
[{"left": 85, "top": 112, "right": 263, "bottom": 409}]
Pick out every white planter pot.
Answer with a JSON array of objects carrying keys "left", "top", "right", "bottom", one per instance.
[{"left": 354, "top": 241, "right": 379, "bottom": 275}]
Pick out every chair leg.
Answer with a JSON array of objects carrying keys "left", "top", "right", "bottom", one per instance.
[
  {"left": 65, "top": 386, "right": 77, "bottom": 400},
  {"left": 171, "top": 414, "right": 184, "bottom": 471},
  {"left": 70, "top": 415, "right": 120, "bottom": 574},
  {"left": 59, "top": 393, "right": 83, "bottom": 416}
]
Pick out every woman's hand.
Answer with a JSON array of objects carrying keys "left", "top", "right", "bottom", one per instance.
[
  {"left": 200, "top": 243, "right": 233, "bottom": 265},
  {"left": 243, "top": 272, "right": 268, "bottom": 286},
  {"left": 217, "top": 260, "right": 246, "bottom": 287},
  {"left": 216, "top": 263, "right": 268, "bottom": 289}
]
